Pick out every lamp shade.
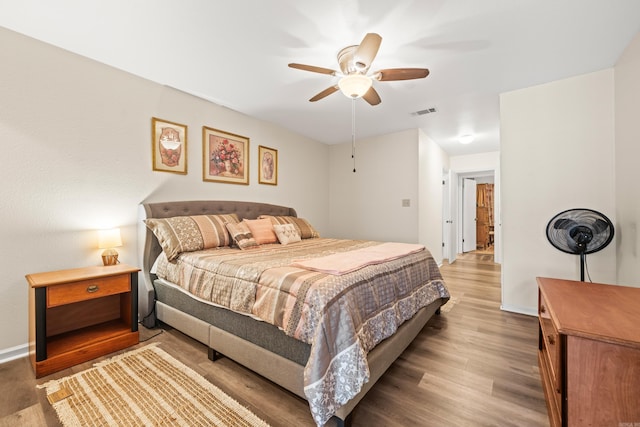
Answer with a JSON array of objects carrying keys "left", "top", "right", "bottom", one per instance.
[
  {"left": 338, "top": 74, "right": 373, "bottom": 98},
  {"left": 98, "top": 228, "right": 122, "bottom": 249}
]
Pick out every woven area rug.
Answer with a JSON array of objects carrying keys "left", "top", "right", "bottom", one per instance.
[{"left": 37, "top": 344, "right": 271, "bottom": 427}]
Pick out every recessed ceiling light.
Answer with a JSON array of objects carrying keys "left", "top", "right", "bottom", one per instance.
[{"left": 459, "top": 134, "right": 475, "bottom": 144}]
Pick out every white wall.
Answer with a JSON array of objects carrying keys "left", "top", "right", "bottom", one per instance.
[
  {"left": 0, "top": 27, "right": 329, "bottom": 360},
  {"left": 418, "top": 130, "right": 449, "bottom": 265},
  {"left": 328, "top": 129, "right": 420, "bottom": 243},
  {"left": 614, "top": 32, "right": 640, "bottom": 286},
  {"left": 449, "top": 152, "right": 500, "bottom": 172},
  {"left": 500, "top": 69, "right": 616, "bottom": 315},
  {"left": 449, "top": 152, "right": 501, "bottom": 263}
]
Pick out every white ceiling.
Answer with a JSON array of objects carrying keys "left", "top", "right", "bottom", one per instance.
[{"left": 2, "top": 1, "right": 639, "bottom": 156}]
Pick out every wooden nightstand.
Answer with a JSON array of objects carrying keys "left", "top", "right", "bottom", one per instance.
[{"left": 26, "top": 264, "right": 140, "bottom": 378}]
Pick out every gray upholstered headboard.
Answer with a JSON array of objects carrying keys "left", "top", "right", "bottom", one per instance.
[{"left": 137, "top": 200, "right": 297, "bottom": 325}]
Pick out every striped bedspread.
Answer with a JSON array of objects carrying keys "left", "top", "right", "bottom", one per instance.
[{"left": 155, "top": 238, "right": 449, "bottom": 426}]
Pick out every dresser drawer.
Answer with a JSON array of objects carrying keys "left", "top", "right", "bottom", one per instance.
[
  {"left": 47, "top": 274, "right": 130, "bottom": 307},
  {"left": 538, "top": 350, "right": 562, "bottom": 427},
  {"left": 539, "top": 292, "right": 561, "bottom": 392}
]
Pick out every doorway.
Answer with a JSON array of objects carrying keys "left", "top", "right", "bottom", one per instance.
[
  {"left": 451, "top": 171, "right": 497, "bottom": 259},
  {"left": 475, "top": 183, "right": 495, "bottom": 251}
]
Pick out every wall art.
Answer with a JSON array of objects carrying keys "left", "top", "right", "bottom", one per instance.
[
  {"left": 258, "top": 145, "right": 277, "bottom": 185},
  {"left": 203, "top": 126, "right": 249, "bottom": 185},
  {"left": 151, "top": 117, "right": 187, "bottom": 174}
]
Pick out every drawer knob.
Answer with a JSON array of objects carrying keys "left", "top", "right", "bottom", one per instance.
[
  {"left": 547, "top": 335, "right": 556, "bottom": 345},
  {"left": 87, "top": 285, "right": 99, "bottom": 293},
  {"left": 540, "top": 305, "right": 546, "bottom": 314}
]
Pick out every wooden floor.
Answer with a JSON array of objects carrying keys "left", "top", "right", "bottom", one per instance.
[{"left": 0, "top": 251, "right": 549, "bottom": 427}]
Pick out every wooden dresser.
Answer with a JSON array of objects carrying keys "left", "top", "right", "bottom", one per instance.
[
  {"left": 537, "top": 277, "right": 640, "bottom": 427},
  {"left": 27, "top": 264, "right": 140, "bottom": 378}
]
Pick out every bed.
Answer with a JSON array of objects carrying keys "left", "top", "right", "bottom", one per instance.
[{"left": 138, "top": 200, "right": 449, "bottom": 426}]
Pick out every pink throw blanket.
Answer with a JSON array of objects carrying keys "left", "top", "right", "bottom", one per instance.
[{"left": 291, "top": 242, "right": 425, "bottom": 275}]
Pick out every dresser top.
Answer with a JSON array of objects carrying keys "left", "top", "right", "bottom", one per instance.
[{"left": 537, "top": 277, "right": 640, "bottom": 348}]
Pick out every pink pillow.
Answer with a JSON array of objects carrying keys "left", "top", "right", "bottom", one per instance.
[{"left": 243, "top": 218, "right": 278, "bottom": 244}]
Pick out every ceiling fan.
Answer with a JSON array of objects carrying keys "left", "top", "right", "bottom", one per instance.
[{"left": 288, "top": 33, "right": 429, "bottom": 106}]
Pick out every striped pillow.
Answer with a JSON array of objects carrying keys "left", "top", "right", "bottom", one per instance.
[
  {"left": 145, "top": 214, "right": 239, "bottom": 261},
  {"left": 226, "top": 221, "right": 259, "bottom": 250},
  {"left": 259, "top": 215, "right": 320, "bottom": 239}
]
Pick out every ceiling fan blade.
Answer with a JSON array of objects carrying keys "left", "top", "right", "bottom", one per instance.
[
  {"left": 354, "top": 33, "right": 382, "bottom": 71},
  {"left": 374, "top": 68, "right": 430, "bottom": 81},
  {"left": 362, "top": 86, "right": 381, "bottom": 106},
  {"left": 309, "top": 85, "right": 339, "bottom": 102},
  {"left": 288, "top": 63, "right": 337, "bottom": 76}
]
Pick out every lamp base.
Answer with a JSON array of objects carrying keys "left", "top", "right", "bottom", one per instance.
[{"left": 101, "top": 249, "right": 119, "bottom": 266}]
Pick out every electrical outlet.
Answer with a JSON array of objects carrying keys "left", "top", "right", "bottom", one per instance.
[{"left": 402, "top": 199, "right": 410, "bottom": 207}]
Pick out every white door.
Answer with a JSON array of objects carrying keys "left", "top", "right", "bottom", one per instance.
[
  {"left": 448, "top": 170, "right": 458, "bottom": 262},
  {"left": 442, "top": 171, "right": 449, "bottom": 261},
  {"left": 462, "top": 178, "right": 477, "bottom": 252}
]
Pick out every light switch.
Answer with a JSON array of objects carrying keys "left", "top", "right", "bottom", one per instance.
[{"left": 402, "top": 199, "right": 410, "bottom": 207}]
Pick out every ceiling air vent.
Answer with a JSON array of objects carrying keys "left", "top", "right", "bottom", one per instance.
[{"left": 414, "top": 107, "right": 438, "bottom": 116}]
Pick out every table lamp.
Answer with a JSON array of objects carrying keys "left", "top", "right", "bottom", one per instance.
[{"left": 98, "top": 228, "right": 122, "bottom": 266}]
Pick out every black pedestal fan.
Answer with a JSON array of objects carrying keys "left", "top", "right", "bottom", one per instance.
[{"left": 546, "top": 208, "right": 615, "bottom": 281}]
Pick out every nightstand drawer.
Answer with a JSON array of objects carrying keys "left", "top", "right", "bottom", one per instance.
[{"left": 47, "top": 274, "right": 130, "bottom": 307}]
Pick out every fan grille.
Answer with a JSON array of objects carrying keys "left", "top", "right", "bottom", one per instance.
[{"left": 546, "top": 208, "right": 614, "bottom": 255}]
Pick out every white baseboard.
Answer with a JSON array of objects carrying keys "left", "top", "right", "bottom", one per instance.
[
  {"left": 0, "top": 343, "right": 28, "bottom": 364},
  {"left": 500, "top": 304, "right": 537, "bottom": 317}
]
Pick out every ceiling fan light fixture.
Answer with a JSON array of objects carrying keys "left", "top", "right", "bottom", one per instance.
[{"left": 338, "top": 74, "right": 373, "bottom": 99}]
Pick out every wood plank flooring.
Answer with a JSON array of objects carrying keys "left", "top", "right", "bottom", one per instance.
[{"left": 0, "top": 251, "right": 549, "bottom": 427}]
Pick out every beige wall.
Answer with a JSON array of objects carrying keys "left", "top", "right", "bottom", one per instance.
[
  {"left": 0, "top": 27, "right": 329, "bottom": 358},
  {"left": 614, "top": 32, "right": 640, "bottom": 286},
  {"left": 328, "top": 128, "right": 448, "bottom": 265},
  {"left": 500, "top": 69, "right": 616, "bottom": 315},
  {"left": 328, "top": 129, "right": 420, "bottom": 243}
]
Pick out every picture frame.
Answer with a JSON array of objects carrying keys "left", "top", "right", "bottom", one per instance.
[
  {"left": 258, "top": 145, "right": 278, "bottom": 185},
  {"left": 203, "top": 126, "right": 249, "bottom": 185},
  {"left": 151, "top": 117, "right": 187, "bottom": 174}
]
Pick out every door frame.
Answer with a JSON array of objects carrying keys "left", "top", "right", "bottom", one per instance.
[{"left": 447, "top": 169, "right": 500, "bottom": 263}]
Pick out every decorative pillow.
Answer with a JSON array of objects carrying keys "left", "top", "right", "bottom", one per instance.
[
  {"left": 225, "top": 222, "right": 259, "bottom": 250},
  {"left": 259, "top": 215, "right": 320, "bottom": 239},
  {"left": 144, "top": 213, "right": 239, "bottom": 261},
  {"left": 273, "top": 223, "right": 302, "bottom": 245},
  {"left": 243, "top": 218, "right": 278, "bottom": 244}
]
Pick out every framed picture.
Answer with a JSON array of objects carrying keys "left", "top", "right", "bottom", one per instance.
[
  {"left": 203, "top": 126, "right": 249, "bottom": 185},
  {"left": 258, "top": 145, "right": 278, "bottom": 185},
  {"left": 151, "top": 117, "right": 187, "bottom": 174}
]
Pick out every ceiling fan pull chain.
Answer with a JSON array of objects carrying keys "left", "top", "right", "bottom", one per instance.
[{"left": 352, "top": 98, "right": 356, "bottom": 173}]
